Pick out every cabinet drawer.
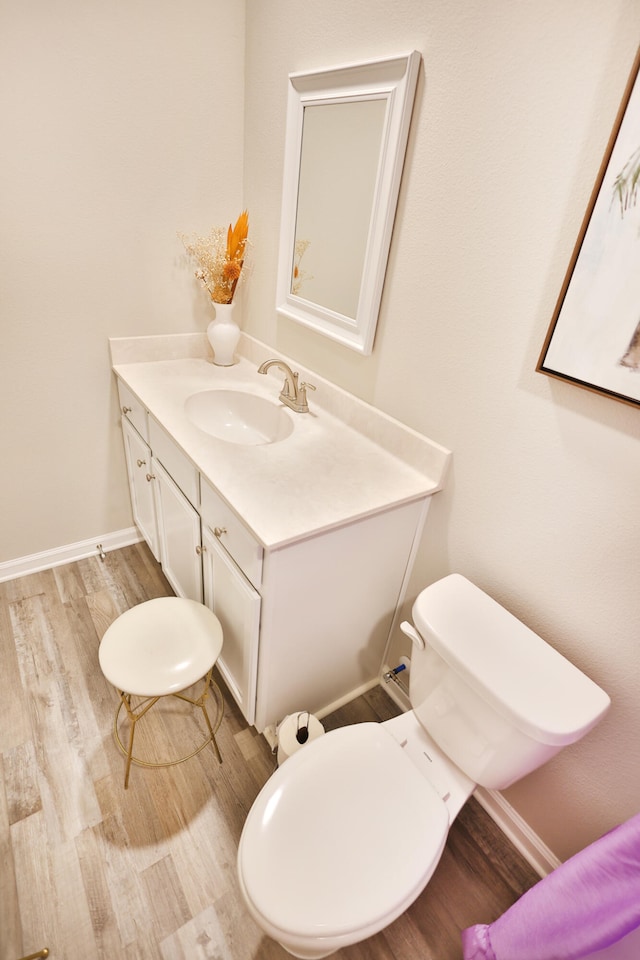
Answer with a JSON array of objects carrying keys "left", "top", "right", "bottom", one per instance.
[
  {"left": 149, "top": 417, "right": 199, "bottom": 508},
  {"left": 200, "top": 478, "right": 263, "bottom": 590},
  {"left": 117, "top": 380, "right": 149, "bottom": 442}
]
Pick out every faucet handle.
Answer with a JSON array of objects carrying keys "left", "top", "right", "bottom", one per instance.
[{"left": 297, "top": 381, "right": 316, "bottom": 413}]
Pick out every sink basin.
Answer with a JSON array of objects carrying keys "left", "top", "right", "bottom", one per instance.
[{"left": 185, "top": 389, "right": 294, "bottom": 445}]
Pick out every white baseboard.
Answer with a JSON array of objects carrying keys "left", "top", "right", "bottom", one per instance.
[
  {"left": 472, "top": 787, "right": 561, "bottom": 878},
  {"left": 0, "top": 527, "right": 142, "bottom": 583}
]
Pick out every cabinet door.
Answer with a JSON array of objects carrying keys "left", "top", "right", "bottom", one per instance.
[
  {"left": 153, "top": 457, "right": 203, "bottom": 602},
  {"left": 121, "top": 417, "right": 160, "bottom": 560},
  {"left": 202, "top": 525, "right": 260, "bottom": 725}
]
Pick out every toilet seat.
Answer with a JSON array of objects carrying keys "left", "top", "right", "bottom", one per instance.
[{"left": 238, "top": 722, "right": 449, "bottom": 944}]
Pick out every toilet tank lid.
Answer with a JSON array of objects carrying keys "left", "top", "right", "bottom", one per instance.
[{"left": 412, "top": 575, "right": 610, "bottom": 746}]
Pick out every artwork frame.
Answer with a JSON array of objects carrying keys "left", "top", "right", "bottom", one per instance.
[{"left": 537, "top": 48, "right": 640, "bottom": 410}]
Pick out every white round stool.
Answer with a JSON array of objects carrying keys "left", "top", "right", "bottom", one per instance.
[{"left": 99, "top": 597, "right": 224, "bottom": 788}]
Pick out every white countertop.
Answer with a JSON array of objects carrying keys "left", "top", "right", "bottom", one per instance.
[{"left": 111, "top": 334, "right": 451, "bottom": 549}]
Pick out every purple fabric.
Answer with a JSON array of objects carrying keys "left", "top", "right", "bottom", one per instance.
[{"left": 461, "top": 812, "right": 640, "bottom": 960}]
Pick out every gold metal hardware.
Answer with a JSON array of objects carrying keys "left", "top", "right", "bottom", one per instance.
[
  {"left": 213, "top": 526, "right": 227, "bottom": 538},
  {"left": 18, "top": 951, "right": 49, "bottom": 960},
  {"left": 122, "top": 405, "right": 132, "bottom": 414},
  {"left": 145, "top": 473, "right": 155, "bottom": 482},
  {"left": 195, "top": 545, "right": 206, "bottom": 556},
  {"left": 136, "top": 458, "right": 146, "bottom": 467},
  {"left": 112, "top": 672, "right": 224, "bottom": 788}
]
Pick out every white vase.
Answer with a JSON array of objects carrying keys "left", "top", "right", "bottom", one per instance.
[{"left": 207, "top": 302, "right": 240, "bottom": 366}]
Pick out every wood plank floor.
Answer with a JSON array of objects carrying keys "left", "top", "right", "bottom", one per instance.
[{"left": 0, "top": 543, "right": 539, "bottom": 960}]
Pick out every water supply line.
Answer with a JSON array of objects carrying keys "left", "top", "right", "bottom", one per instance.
[{"left": 383, "top": 663, "right": 407, "bottom": 688}]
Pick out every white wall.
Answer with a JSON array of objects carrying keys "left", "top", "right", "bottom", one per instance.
[
  {"left": 3, "top": 0, "right": 639, "bottom": 863},
  {"left": 242, "top": 0, "right": 640, "bottom": 861},
  {"left": 0, "top": 0, "right": 245, "bottom": 562}
]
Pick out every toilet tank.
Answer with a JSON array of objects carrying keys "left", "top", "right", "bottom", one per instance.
[{"left": 408, "top": 574, "right": 610, "bottom": 790}]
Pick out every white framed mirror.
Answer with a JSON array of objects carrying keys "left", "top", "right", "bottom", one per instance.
[{"left": 276, "top": 51, "right": 421, "bottom": 355}]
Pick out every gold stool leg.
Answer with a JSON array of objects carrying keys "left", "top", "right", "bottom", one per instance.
[
  {"left": 114, "top": 692, "right": 159, "bottom": 789},
  {"left": 123, "top": 695, "right": 136, "bottom": 790},
  {"left": 197, "top": 669, "right": 223, "bottom": 764},
  {"left": 199, "top": 700, "right": 223, "bottom": 764},
  {"left": 111, "top": 672, "right": 223, "bottom": 787},
  {"left": 172, "top": 669, "right": 223, "bottom": 765},
  {"left": 18, "top": 950, "right": 49, "bottom": 960}
]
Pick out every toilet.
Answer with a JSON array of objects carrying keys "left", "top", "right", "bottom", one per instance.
[{"left": 237, "top": 574, "right": 610, "bottom": 959}]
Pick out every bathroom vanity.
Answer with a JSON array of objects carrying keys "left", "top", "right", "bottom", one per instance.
[{"left": 110, "top": 333, "right": 450, "bottom": 733}]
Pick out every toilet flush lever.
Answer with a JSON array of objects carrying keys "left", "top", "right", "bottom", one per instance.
[{"left": 400, "top": 621, "right": 425, "bottom": 650}]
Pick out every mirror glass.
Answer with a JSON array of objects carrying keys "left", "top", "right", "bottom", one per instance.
[
  {"left": 292, "top": 99, "right": 386, "bottom": 317},
  {"left": 276, "top": 52, "right": 421, "bottom": 355}
]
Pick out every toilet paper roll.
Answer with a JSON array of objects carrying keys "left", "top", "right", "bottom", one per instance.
[{"left": 276, "top": 712, "right": 325, "bottom": 765}]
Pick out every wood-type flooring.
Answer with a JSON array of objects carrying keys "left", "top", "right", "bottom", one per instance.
[{"left": 0, "top": 542, "right": 539, "bottom": 959}]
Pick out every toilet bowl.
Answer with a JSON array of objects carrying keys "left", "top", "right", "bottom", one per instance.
[
  {"left": 238, "top": 718, "right": 466, "bottom": 959},
  {"left": 237, "top": 574, "right": 610, "bottom": 959}
]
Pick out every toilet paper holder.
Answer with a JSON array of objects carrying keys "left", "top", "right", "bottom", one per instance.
[{"left": 276, "top": 711, "right": 325, "bottom": 765}]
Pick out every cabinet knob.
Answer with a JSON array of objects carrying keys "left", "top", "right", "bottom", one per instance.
[
  {"left": 195, "top": 545, "right": 206, "bottom": 556},
  {"left": 122, "top": 405, "right": 132, "bottom": 414},
  {"left": 145, "top": 473, "right": 156, "bottom": 482},
  {"left": 213, "top": 526, "right": 227, "bottom": 539},
  {"left": 136, "top": 458, "right": 146, "bottom": 467}
]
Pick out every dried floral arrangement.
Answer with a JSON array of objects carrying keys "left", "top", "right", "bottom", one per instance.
[{"left": 180, "top": 210, "right": 249, "bottom": 304}]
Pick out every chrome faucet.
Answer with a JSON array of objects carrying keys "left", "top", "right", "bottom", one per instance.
[{"left": 257, "top": 359, "right": 316, "bottom": 413}]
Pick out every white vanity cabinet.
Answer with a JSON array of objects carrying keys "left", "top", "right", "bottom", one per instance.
[
  {"left": 118, "top": 395, "right": 428, "bottom": 731},
  {"left": 198, "top": 477, "right": 425, "bottom": 731},
  {"left": 252, "top": 497, "right": 425, "bottom": 732},
  {"left": 113, "top": 351, "right": 449, "bottom": 735}
]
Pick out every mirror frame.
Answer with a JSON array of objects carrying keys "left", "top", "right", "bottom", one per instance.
[{"left": 276, "top": 51, "right": 421, "bottom": 355}]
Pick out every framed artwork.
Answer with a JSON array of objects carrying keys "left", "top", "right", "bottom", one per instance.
[{"left": 537, "top": 48, "right": 640, "bottom": 409}]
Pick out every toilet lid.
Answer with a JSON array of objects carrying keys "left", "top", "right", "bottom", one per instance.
[{"left": 238, "top": 722, "right": 449, "bottom": 939}]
